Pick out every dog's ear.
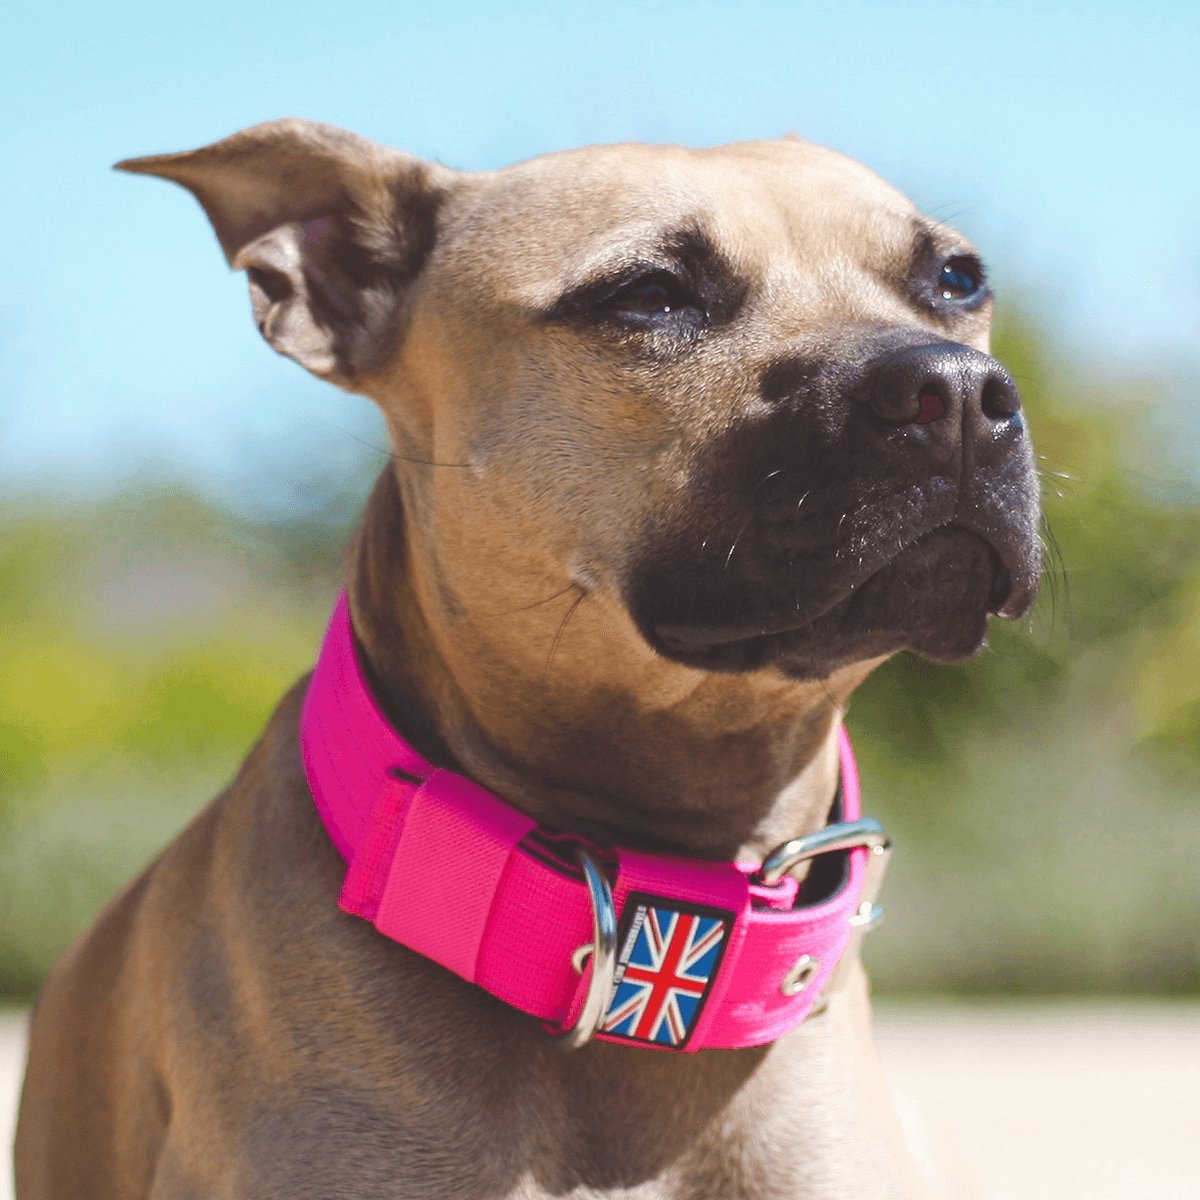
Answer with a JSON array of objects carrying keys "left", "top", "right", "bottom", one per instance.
[{"left": 116, "top": 119, "right": 454, "bottom": 381}]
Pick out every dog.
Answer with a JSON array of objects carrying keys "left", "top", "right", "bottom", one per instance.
[{"left": 15, "top": 119, "right": 1039, "bottom": 1199}]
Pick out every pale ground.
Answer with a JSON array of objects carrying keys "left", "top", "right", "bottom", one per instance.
[
  {"left": 2, "top": 1002, "right": 1197, "bottom": 1199},
  {"left": 875, "top": 1001, "right": 1200, "bottom": 1200}
]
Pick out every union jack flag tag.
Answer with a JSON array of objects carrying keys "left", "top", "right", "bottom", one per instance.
[{"left": 600, "top": 894, "right": 734, "bottom": 1049}]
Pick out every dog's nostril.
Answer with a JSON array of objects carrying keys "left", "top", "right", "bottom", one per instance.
[
  {"left": 865, "top": 380, "right": 927, "bottom": 424},
  {"left": 857, "top": 342, "right": 1022, "bottom": 430},
  {"left": 981, "top": 374, "right": 1021, "bottom": 421},
  {"left": 915, "top": 391, "right": 944, "bottom": 424}
]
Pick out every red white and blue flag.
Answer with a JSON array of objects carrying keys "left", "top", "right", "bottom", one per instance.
[{"left": 601, "top": 897, "right": 731, "bottom": 1047}]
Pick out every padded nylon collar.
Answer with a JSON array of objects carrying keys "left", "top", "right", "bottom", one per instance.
[{"left": 300, "top": 591, "right": 876, "bottom": 1051}]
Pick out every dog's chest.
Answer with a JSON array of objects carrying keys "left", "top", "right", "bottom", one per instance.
[
  {"left": 164, "top": 768, "right": 918, "bottom": 1200},
  {"left": 192, "top": 984, "right": 913, "bottom": 1200}
]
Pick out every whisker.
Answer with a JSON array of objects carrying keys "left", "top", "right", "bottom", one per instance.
[
  {"left": 331, "top": 427, "right": 470, "bottom": 468},
  {"left": 833, "top": 511, "right": 850, "bottom": 558},
  {"left": 1036, "top": 518, "right": 1070, "bottom": 637},
  {"left": 476, "top": 584, "right": 578, "bottom": 620},
  {"left": 334, "top": 427, "right": 392, "bottom": 457},
  {"left": 753, "top": 469, "right": 783, "bottom": 496},
  {"left": 924, "top": 204, "right": 974, "bottom": 227},
  {"left": 818, "top": 674, "right": 846, "bottom": 715},
  {"left": 388, "top": 453, "right": 472, "bottom": 468},
  {"left": 724, "top": 519, "right": 751, "bottom": 570},
  {"left": 543, "top": 588, "right": 586, "bottom": 681}
]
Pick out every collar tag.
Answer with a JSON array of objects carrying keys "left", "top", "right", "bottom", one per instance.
[{"left": 600, "top": 894, "right": 736, "bottom": 1049}]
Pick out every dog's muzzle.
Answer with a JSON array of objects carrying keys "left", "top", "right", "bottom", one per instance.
[{"left": 624, "top": 333, "right": 1042, "bottom": 678}]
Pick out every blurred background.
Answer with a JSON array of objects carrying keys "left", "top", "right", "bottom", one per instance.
[{"left": 3, "top": 0, "right": 1199, "bottom": 1002}]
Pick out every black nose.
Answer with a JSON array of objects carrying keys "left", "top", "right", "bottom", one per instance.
[{"left": 861, "top": 342, "right": 1020, "bottom": 426}]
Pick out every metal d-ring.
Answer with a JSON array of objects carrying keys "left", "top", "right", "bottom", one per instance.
[
  {"left": 754, "top": 816, "right": 889, "bottom": 887},
  {"left": 755, "top": 816, "right": 893, "bottom": 1010},
  {"left": 546, "top": 846, "right": 618, "bottom": 1051}
]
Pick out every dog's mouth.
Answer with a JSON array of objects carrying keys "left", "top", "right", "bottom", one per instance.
[{"left": 638, "top": 524, "right": 1025, "bottom": 679}]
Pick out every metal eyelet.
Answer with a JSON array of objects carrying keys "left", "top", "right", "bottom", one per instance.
[
  {"left": 545, "top": 846, "right": 618, "bottom": 1051},
  {"left": 780, "top": 954, "right": 820, "bottom": 996}
]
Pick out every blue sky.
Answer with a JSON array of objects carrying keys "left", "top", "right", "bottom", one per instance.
[{"left": 3, "top": 0, "right": 1198, "bottom": 511}]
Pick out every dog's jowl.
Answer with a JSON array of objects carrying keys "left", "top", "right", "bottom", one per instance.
[{"left": 16, "top": 121, "right": 1039, "bottom": 1200}]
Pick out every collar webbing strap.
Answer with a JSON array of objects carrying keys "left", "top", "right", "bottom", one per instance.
[{"left": 300, "top": 591, "right": 877, "bottom": 1051}]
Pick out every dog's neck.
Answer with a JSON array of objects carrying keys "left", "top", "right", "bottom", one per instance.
[{"left": 347, "top": 467, "right": 879, "bottom": 861}]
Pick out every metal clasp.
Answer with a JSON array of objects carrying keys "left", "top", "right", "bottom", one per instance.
[
  {"left": 755, "top": 817, "right": 892, "bottom": 1009},
  {"left": 545, "top": 846, "right": 618, "bottom": 1051}
]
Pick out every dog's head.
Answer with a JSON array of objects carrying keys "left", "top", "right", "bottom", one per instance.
[{"left": 120, "top": 121, "right": 1039, "bottom": 700}]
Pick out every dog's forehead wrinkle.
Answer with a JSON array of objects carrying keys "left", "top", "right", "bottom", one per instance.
[
  {"left": 555, "top": 220, "right": 737, "bottom": 294},
  {"left": 446, "top": 217, "right": 747, "bottom": 321},
  {"left": 440, "top": 140, "right": 922, "bottom": 306}
]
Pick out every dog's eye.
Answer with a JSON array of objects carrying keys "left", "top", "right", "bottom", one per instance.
[
  {"left": 605, "top": 271, "right": 699, "bottom": 319},
  {"left": 937, "top": 257, "right": 985, "bottom": 302}
]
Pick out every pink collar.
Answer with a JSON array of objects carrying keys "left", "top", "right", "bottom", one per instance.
[{"left": 300, "top": 592, "right": 890, "bottom": 1052}]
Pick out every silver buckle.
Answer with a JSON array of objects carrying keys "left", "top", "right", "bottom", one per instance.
[
  {"left": 548, "top": 818, "right": 890, "bottom": 1047},
  {"left": 546, "top": 846, "right": 618, "bottom": 1051},
  {"left": 754, "top": 817, "right": 892, "bottom": 1009}
]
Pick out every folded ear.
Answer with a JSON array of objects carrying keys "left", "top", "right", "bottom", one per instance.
[{"left": 116, "top": 118, "right": 455, "bottom": 380}]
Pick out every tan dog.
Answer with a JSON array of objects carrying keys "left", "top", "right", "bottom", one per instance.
[{"left": 16, "top": 120, "right": 1039, "bottom": 1199}]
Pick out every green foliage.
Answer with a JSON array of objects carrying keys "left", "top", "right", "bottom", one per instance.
[
  {"left": 0, "top": 495, "right": 329, "bottom": 811},
  {"left": 0, "top": 492, "right": 339, "bottom": 993}
]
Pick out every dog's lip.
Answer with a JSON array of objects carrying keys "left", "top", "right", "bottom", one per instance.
[{"left": 654, "top": 523, "right": 1019, "bottom": 653}]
